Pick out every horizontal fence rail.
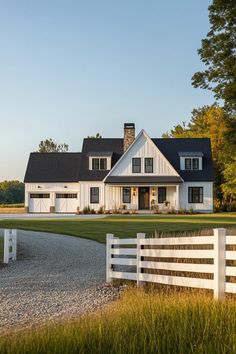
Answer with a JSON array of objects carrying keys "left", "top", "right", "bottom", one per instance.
[
  {"left": 3, "top": 229, "right": 17, "bottom": 264},
  {"left": 106, "top": 228, "right": 236, "bottom": 299}
]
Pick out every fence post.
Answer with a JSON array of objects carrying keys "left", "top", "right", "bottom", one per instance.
[
  {"left": 3, "top": 229, "right": 9, "bottom": 264},
  {"left": 12, "top": 229, "right": 17, "bottom": 261},
  {"left": 106, "top": 234, "right": 114, "bottom": 283},
  {"left": 137, "top": 233, "right": 145, "bottom": 286},
  {"left": 213, "top": 228, "right": 226, "bottom": 300}
]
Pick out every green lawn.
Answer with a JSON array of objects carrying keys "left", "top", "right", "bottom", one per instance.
[{"left": 0, "top": 213, "right": 235, "bottom": 243}]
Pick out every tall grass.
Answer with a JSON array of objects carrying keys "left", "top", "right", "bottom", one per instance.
[{"left": 0, "top": 289, "right": 236, "bottom": 354}]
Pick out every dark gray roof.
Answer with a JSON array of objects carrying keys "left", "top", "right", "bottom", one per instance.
[
  {"left": 105, "top": 176, "right": 183, "bottom": 184},
  {"left": 178, "top": 151, "right": 204, "bottom": 157},
  {"left": 24, "top": 153, "right": 81, "bottom": 182},
  {"left": 24, "top": 137, "right": 214, "bottom": 183},
  {"left": 152, "top": 138, "right": 214, "bottom": 181},
  {"left": 78, "top": 138, "right": 123, "bottom": 181},
  {"left": 86, "top": 151, "right": 113, "bottom": 157}
]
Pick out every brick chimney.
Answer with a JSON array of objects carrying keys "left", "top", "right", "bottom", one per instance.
[{"left": 124, "top": 123, "right": 135, "bottom": 152}]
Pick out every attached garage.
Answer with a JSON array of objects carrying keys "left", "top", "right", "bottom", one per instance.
[
  {"left": 29, "top": 193, "right": 51, "bottom": 213},
  {"left": 55, "top": 193, "right": 78, "bottom": 213}
]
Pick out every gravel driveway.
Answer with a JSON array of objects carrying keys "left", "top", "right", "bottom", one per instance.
[{"left": 0, "top": 230, "right": 115, "bottom": 333}]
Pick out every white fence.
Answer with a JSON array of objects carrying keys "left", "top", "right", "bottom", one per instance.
[
  {"left": 3, "top": 229, "right": 17, "bottom": 264},
  {"left": 106, "top": 228, "right": 236, "bottom": 299}
]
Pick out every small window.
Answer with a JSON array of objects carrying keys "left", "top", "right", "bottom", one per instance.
[
  {"left": 193, "top": 158, "right": 199, "bottom": 170},
  {"left": 30, "top": 194, "right": 50, "bottom": 199},
  {"left": 90, "top": 187, "right": 99, "bottom": 204},
  {"left": 100, "top": 158, "right": 107, "bottom": 170},
  {"left": 158, "top": 187, "right": 166, "bottom": 203},
  {"left": 56, "top": 194, "right": 77, "bottom": 199},
  {"left": 188, "top": 187, "right": 203, "bottom": 203},
  {"left": 145, "top": 158, "right": 153, "bottom": 173},
  {"left": 185, "top": 158, "right": 192, "bottom": 170},
  {"left": 123, "top": 187, "right": 131, "bottom": 203},
  {"left": 92, "top": 158, "right": 100, "bottom": 170},
  {"left": 132, "top": 158, "right": 141, "bottom": 173}
]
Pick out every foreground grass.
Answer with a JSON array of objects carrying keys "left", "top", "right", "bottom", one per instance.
[
  {"left": 0, "top": 289, "right": 235, "bottom": 354},
  {"left": 0, "top": 213, "right": 235, "bottom": 243}
]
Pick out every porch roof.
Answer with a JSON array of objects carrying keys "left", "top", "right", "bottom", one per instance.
[{"left": 105, "top": 176, "right": 183, "bottom": 184}]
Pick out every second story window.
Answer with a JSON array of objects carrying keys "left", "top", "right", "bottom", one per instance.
[
  {"left": 184, "top": 157, "right": 200, "bottom": 170},
  {"left": 145, "top": 158, "right": 153, "bottom": 173},
  {"left": 92, "top": 158, "right": 107, "bottom": 170},
  {"left": 132, "top": 158, "right": 141, "bottom": 173}
]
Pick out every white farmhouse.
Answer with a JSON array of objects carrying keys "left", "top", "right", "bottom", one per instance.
[{"left": 24, "top": 123, "right": 214, "bottom": 213}]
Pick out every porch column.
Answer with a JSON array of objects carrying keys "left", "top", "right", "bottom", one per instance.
[{"left": 176, "top": 185, "right": 180, "bottom": 211}]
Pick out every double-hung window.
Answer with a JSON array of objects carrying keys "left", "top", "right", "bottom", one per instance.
[
  {"left": 92, "top": 158, "right": 107, "bottom": 170},
  {"left": 90, "top": 187, "right": 99, "bottom": 203},
  {"left": 132, "top": 158, "right": 141, "bottom": 173},
  {"left": 122, "top": 187, "right": 131, "bottom": 203},
  {"left": 184, "top": 158, "right": 200, "bottom": 170},
  {"left": 144, "top": 158, "right": 153, "bottom": 173},
  {"left": 158, "top": 187, "right": 166, "bottom": 204},
  {"left": 188, "top": 187, "right": 203, "bottom": 203}
]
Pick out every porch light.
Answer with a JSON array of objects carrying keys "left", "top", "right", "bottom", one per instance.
[
  {"left": 64, "top": 186, "right": 68, "bottom": 188},
  {"left": 37, "top": 186, "right": 41, "bottom": 189},
  {"left": 133, "top": 188, "right": 136, "bottom": 197},
  {"left": 152, "top": 188, "right": 155, "bottom": 196}
]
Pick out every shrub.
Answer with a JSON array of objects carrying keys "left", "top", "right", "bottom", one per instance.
[
  {"left": 98, "top": 206, "right": 105, "bottom": 214},
  {"left": 83, "top": 206, "right": 91, "bottom": 214}
]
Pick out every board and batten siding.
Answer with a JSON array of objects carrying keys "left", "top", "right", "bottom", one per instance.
[
  {"left": 109, "top": 132, "right": 179, "bottom": 177},
  {"left": 25, "top": 183, "right": 80, "bottom": 207},
  {"left": 179, "top": 182, "right": 213, "bottom": 212},
  {"left": 79, "top": 181, "right": 105, "bottom": 211}
]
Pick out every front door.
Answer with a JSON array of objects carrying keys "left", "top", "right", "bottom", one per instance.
[{"left": 138, "top": 187, "right": 150, "bottom": 210}]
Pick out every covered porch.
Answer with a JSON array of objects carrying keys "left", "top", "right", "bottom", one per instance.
[{"left": 105, "top": 184, "right": 181, "bottom": 213}]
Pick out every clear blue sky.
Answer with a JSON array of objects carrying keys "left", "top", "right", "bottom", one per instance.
[{"left": 0, "top": 0, "right": 214, "bottom": 181}]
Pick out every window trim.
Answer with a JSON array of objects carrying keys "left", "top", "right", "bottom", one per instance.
[
  {"left": 144, "top": 157, "right": 153, "bottom": 173},
  {"left": 188, "top": 187, "right": 203, "bottom": 204},
  {"left": 122, "top": 187, "right": 131, "bottom": 204},
  {"left": 92, "top": 158, "right": 100, "bottom": 170},
  {"left": 132, "top": 158, "right": 141, "bottom": 173},
  {"left": 158, "top": 187, "right": 166, "bottom": 204},
  {"left": 184, "top": 157, "right": 201, "bottom": 170},
  {"left": 56, "top": 193, "right": 77, "bottom": 199},
  {"left": 30, "top": 194, "right": 50, "bottom": 199},
  {"left": 90, "top": 187, "right": 99, "bottom": 204}
]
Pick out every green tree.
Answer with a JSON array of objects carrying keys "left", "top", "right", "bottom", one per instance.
[
  {"left": 192, "top": 0, "right": 236, "bottom": 113},
  {"left": 162, "top": 105, "right": 236, "bottom": 204},
  {"left": 87, "top": 133, "right": 102, "bottom": 139},
  {"left": 222, "top": 157, "right": 236, "bottom": 201},
  {"left": 37, "top": 139, "right": 69, "bottom": 152},
  {"left": 0, "top": 181, "right": 24, "bottom": 204}
]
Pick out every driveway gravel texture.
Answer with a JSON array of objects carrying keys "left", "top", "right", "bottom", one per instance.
[{"left": 0, "top": 229, "right": 118, "bottom": 333}]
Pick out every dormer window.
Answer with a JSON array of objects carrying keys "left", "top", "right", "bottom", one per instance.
[
  {"left": 92, "top": 158, "right": 107, "bottom": 170},
  {"left": 179, "top": 152, "right": 203, "bottom": 171},
  {"left": 185, "top": 158, "right": 200, "bottom": 170}
]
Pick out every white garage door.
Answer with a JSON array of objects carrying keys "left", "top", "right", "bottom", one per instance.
[
  {"left": 55, "top": 193, "right": 78, "bottom": 213},
  {"left": 29, "top": 194, "right": 51, "bottom": 213}
]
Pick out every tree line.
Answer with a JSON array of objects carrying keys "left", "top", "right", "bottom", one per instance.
[{"left": 0, "top": 181, "right": 24, "bottom": 204}]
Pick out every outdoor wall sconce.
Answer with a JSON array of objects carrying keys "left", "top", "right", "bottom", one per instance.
[
  {"left": 64, "top": 186, "right": 68, "bottom": 188},
  {"left": 152, "top": 188, "right": 155, "bottom": 196},
  {"left": 133, "top": 188, "right": 136, "bottom": 197},
  {"left": 37, "top": 186, "right": 41, "bottom": 189}
]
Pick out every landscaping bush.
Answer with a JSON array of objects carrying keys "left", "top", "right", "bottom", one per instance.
[{"left": 0, "top": 203, "right": 24, "bottom": 208}]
